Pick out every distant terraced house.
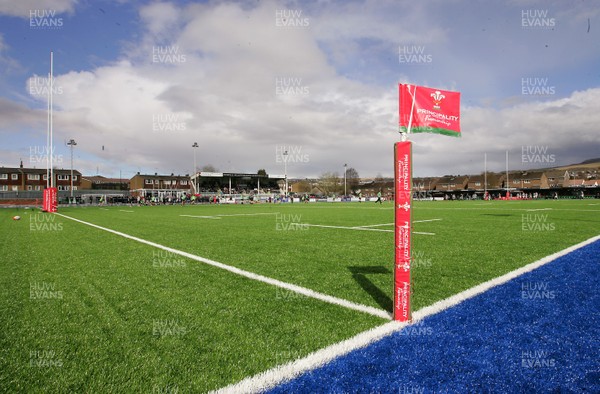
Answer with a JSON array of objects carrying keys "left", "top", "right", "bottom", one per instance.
[{"left": 0, "top": 162, "right": 81, "bottom": 192}]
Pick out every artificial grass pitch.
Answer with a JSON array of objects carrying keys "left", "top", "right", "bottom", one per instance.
[
  {"left": 0, "top": 199, "right": 598, "bottom": 391},
  {"left": 269, "top": 238, "right": 600, "bottom": 393}
]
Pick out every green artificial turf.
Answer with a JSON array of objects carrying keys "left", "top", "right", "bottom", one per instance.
[{"left": 0, "top": 199, "right": 598, "bottom": 392}]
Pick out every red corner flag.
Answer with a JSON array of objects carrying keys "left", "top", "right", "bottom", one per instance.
[{"left": 399, "top": 84, "right": 461, "bottom": 137}]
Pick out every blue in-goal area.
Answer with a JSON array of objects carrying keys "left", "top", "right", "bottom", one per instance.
[{"left": 269, "top": 240, "right": 600, "bottom": 393}]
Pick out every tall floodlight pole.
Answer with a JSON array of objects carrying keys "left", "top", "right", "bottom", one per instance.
[
  {"left": 192, "top": 142, "right": 199, "bottom": 193},
  {"left": 506, "top": 150, "right": 509, "bottom": 198},
  {"left": 283, "top": 150, "right": 289, "bottom": 198},
  {"left": 49, "top": 51, "right": 54, "bottom": 188},
  {"left": 344, "top": 163, "right": 347, "bottom": 196},
  {"left": 484, "top": 153, "right": 487, "bottom": 199},
  {"left": 67, "top": 139, "right": 77, "bottom": 200}
]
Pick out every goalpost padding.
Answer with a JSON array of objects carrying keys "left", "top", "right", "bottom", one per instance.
[{"left": 394, "top": 141, "right": 412, "bottom": 321}]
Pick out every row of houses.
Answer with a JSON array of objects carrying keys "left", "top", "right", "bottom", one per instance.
[
  {"left": 412, "top": 169, "right": 598, "bottom": 193},
  {"left": 0, "top": 163, "right": 192, "bottom": 192},
  {"left": 1, "top": 163, "right": 598, "bottom": 195}
]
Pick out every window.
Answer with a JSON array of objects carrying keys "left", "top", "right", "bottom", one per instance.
[
  {"left": 11, "top": 186, "right": 18, "bottom": 191},
  {"left": 43, "top": 174, "right": 48, "bottom": 180},
  {"left": 0, "top": 174, "right": 7, "bottom": 180},
  {"left": 11, "top": 174, "right": 18, "bottom": 180},
  {"left": 72, "top": 186, "right": 77, "bottom": 191},
  {"left": 475, "top": 182, "right": 481, "bottom": 186},
  {"left": 180, "top": 180, "right": 188, "bottom": 185},
  {"left": 27, "top": 185, "right": 33, "bottom": 190},
  {"left": 72, "top": 175, "right": 78, "bottom": 181},
  {"left": 164, "top": 180, "right": 172, "bottom": 185},
  {"left": 145, "top": 179, "right": 153, "bottom": 185},
  {"left": 28, "top": 174, "right": 41, "bottom": 180},
  {"left": 57, "top": 175, "right": 69, "bottom": 180},
  {"left": 0, "top": 185, "right": 7, "bottom": 191},
  {"left": 524, "top": 180, "right": 531, "bottom": 184},
  {"left": 35, "top": 185, "right": 41, "bottom": 191}
]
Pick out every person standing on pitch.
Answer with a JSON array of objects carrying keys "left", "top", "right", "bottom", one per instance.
[{"left": 376, "top": 190, "right": 382, "bottom": 204}]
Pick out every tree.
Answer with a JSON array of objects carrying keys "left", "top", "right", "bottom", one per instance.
[
  {"left": 318, "top": 172, "right": 342, "bottom": 196},
  {"left": 257, "top": 169, "right": 267, "bottom": 176},
  {"left": 201, "top": 164, "right": 218, "bottom": 172},
  {"left": 295, "top": 179, "right": 312, "bottom": 193},
  {"left": 346, "top": 167, "right": 360, "bottom": 193}
]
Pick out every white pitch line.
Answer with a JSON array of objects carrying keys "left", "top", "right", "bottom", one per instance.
[
  {"left": 213, "top": 234, "right": 600, "bottom": 394},
  {"left": 302, "top": 223, "right": 435, "bottom": 236},
  {"left": 357, "top": 223, "right": 394, "bottom": 228},
  {"left": 526, "top": 208, "right": 552, "bottom": 212},
  {"left": 119, "top": 210, "right": 134, "bottom": 213},
  {"left": 180, "top": 215, "right": 222, "bottom": 219},
  {"left": 413, "top": 218, "right": 442, "bottom": 223},
  {"left": 55, "top": 213, "right": 391, "bottom": 320},
  {"left": 304, "top": 224, "right": 393, "bottom": 233},
  {"left": 215, "top": 213, "right": 279, "bottom": 217}
]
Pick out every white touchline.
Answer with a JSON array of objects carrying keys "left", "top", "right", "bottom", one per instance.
[
  {"left": 55, "top": 213, "right": 391, "bottom": 321},
  {"left": 526, "top": 208, "right": 552, "bottom": 212},
  {"left": 119, "top": 210, "right": 134, "bottom": 213},
  {"left": 301, "top": 223, "right": 435, "bottom": 235},
  {"left": 214, "top": 213, "right": 280, "bottom": 217},
  {"left": 180, "top": 214, "right": 222, "bottom": 219},
  {"left": 413, "top": 218, "right": 442, "bottom": 223},
  {"left": 357, "top": 223, "right": 394, "bottom": 228},
  {"left": 303, "top": 223, "right": 393, "bottom": 233},
  {"left": 212, "top": 234, "right": 600, "bottom": 394}
]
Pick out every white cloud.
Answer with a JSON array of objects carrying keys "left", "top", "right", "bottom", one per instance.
[
  {"left": 0, "top": 0, "right": 77, "bottom": 18},
  {"left": 3, "top": 0, "right": 598, "bottom": 179}
]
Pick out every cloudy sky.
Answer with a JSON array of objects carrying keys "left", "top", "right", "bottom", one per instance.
[{"left": 0, "top": 0, "right": 599, "bottom": 179}]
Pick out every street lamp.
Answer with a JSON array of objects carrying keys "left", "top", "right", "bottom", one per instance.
[
  {"left": 283, "top": 150, "right": 289, "bottom": 199},
  {"left": 344, "top": 163, "right": 347, "bottom": 197},
  {"left": 67, "top": 139, "right": 77, "bottom": 201},
  {"left": 192, "top": 142, "right": 199, "bottom": 193}
]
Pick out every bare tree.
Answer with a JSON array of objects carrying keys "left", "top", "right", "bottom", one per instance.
[
  {"left": 319, "top": 172, "right": 342, "bottom": 196},
  {"left": 346, "top": 167, "right": 360, "bottom": 193},
  {"left": 201, "top": 164, "right": 218, "bottom": 172}
]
